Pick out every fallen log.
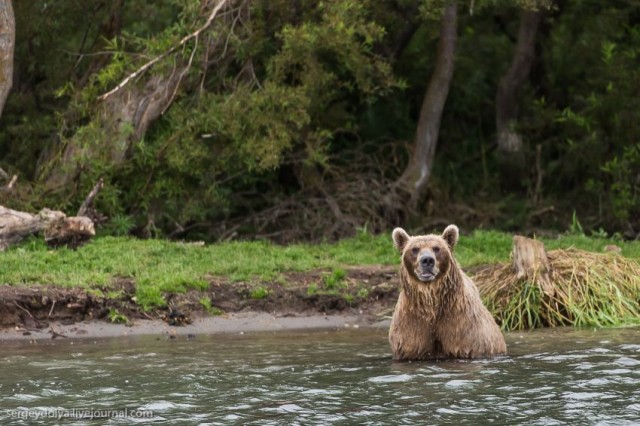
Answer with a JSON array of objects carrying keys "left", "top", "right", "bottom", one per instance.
[{"left": 0, "top": 206, "right": 95, "bottom": 250}]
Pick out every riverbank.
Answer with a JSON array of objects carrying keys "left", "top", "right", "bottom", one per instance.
[
  {"left": 1, "top": 230, "right": 639, "bottom": 337},
  {"left": 0, "top": 265, "right": 400, "bottom": 341},
  {"left": 0, "top": 312, "right": 392, "bottom": 342}
]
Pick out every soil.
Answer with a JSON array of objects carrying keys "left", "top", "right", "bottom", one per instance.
[{"left": 0, "top": 265, "right": 400, "bottom": 338}]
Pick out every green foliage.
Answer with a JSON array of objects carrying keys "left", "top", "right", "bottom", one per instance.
[
  {"left": 1, "top": 0, "right": 639, "bottom": 238},
  {"left": 103, "top": 215, "right": 136, "bottom": 236},
  {"left": 597, "top": 144, "right": 640, "bottom": 224},
  {"left": 568, "top": 211, "right": 584, "bottom": 236},
  {"left": 50, "top": 0, "right": 399, "bottom": 235}
]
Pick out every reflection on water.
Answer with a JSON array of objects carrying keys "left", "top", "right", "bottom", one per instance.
[{"left": 0, "top": 327, "right": 639, "bottom": 425}]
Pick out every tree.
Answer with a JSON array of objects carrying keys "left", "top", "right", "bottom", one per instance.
[
  {"left": 40, "top": 0, "right": 238, "bottom": 190},
  {"left": 395, "top": 1, "right": 458, "bottom": 209},
  {"left": 1, "top": 0, "right": 638, "bottom": 239},
  {"left": 495, "top": 7, "right": 542, "bottom": 187},
  {"left": 0, "top": 0, "right": 14, "bottom": 117}
]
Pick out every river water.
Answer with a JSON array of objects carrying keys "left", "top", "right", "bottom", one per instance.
[{"left": 0, "top": 326, "right": 639, "bottom": 425}]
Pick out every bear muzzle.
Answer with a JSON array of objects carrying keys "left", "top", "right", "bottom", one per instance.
[{"left": 415, "top": 254, "right": 438, "bottom": 282}]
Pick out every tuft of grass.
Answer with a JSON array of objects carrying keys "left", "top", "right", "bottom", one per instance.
[
  {"left": 356, "top": 287, "right": 370, "bottom": 299},
  {"left": 108, "top": 308, "right": 129, "bottom": 325},
  {"left": 199, "top": 297, "right": 223, "bottom": 315},
  {"left": 476, "top": 248, "right": 640, "bottom": 331},
  {"left": 496, "top": 281, "right": 544, "bottom": 331},
  {"left": 307, "top": 283, "right": 319, "bottom": 296},
  {"left": 323, "top": 268, "right": 347, "bottom": 290},
  {"left": 250, "top": 286, "right": 269, "bottom": 300},
  {"left": 135, "top": 285, "right": 166, "bottom": 311}
]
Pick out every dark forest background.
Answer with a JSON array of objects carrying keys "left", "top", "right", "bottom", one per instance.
[{"left": 0, "top": 0, "right": 638, "bottom": 242}]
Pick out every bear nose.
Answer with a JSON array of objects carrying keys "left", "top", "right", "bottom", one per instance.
[{"left": 419, "top": 254, "right": 435, "bottom": 268}]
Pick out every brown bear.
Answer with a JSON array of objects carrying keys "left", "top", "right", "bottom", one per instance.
[{"left": 388, "top": 225, "right": 507, "bottom": 360}]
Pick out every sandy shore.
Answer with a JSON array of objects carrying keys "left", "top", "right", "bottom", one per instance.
[{"left": 0, "top": 312, "right": 391, "bottom": 341}]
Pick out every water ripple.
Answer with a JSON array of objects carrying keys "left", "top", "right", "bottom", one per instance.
[
  {"left": 368, "top": 374, "right": 413, "bottom": 383},
  {"left": 0, "top": 327, "right": 638, "bottom": 425}
]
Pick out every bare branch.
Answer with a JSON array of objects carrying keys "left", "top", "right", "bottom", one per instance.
[
  {"left": 7, "top": 175, "right": 15, "bottom": 187},
  {"left": 2, "top": 174, "right": 17, "bottom": 191},
  {"left": 98, "top": 0, "right": 232, "bottom": 101},
  {"left": 77, "top": 178, "right": 104, "bottom": 217},
  {"left": 161, "top": 35, "right": 199, "bottom": 115}
]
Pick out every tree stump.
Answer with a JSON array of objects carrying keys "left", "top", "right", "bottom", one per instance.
[{"left": 511, "top": 235, "right": 555, "bottom": 296}]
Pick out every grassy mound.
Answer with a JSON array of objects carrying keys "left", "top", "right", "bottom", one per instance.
[{"left": 475, "top": 248, "right": 640, "bottom": 331}]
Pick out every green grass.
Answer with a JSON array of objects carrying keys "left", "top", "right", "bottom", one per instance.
[
  {"left": 250, "top": 286, "right": 269, "bottom": 300},
  {"left": 199, "top": 297, "right": 223, "bottom": 315},
  {"left": 457, "top": 230, "right": 640, "bottom": 267},
  {"left": 0, "top": 233, "right": 397, "bottom": 309},
  {"left": 323, "top": 268, "right": 347, "bottom": 290},
  {"left": 2, "top": 230, "right": 639, "bottom": 310}
]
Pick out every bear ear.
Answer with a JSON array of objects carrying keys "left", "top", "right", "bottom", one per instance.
[
  {"left": 392, "top": 228, "right": 410, "bottom": 253},
  {"left": 442, "top": 225, "right": 459, "bottom": 250}
]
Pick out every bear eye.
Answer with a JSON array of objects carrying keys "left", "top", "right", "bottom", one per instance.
[
  {"left": 432, "top": 246, "right": 440, "bottom": 253},
  {"left": 411, "top": 247, "right": 420, "bottom": 255}
]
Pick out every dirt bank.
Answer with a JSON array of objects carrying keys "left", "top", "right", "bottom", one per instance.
[{"left": 0, "top": 265, "right": 399, "bottom": 340}]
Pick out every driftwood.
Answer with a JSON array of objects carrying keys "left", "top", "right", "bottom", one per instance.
[
  {"left": 511, "top": 235, "right": 555, "bottom": 296},
  {"left": 0, "top": 177, "right": 102, "bottom": 249},
  {"left": 0, "top": 206, "right": 95, "bottom": 250}
]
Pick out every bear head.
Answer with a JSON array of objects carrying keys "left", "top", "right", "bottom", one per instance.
[{"left": 391, "top": 225, "right": 459, "bottom": 283}]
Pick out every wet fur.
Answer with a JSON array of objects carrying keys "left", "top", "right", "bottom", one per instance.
[{"left": 389, "top": 226, "right": 507, "bottom": 360}]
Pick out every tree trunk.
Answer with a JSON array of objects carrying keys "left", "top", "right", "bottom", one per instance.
[
  {"left": 396, "top": 1, "right": 458, "bottom": 208},
  {"left": 390, "top": 3, "right": 420, "bottom": 61},
  {"left": 0, "top": 0, "right": 15, "bottom": 117},
  {"left": 39, "top": 0, "right": 235, "bottom": 190},
  {"left": 495, "top": 9, "right": 542, "bottom": 187}
]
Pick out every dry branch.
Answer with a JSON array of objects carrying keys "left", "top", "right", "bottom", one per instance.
[
  {"left": 77, "top": 178, "right": 104, "bottom": 217},
  {"left": 0, "top": 173, "right": 17, "bottom": 192},
  {"left": 0, "top": 166, "right": 17, "bottom": 192}
]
